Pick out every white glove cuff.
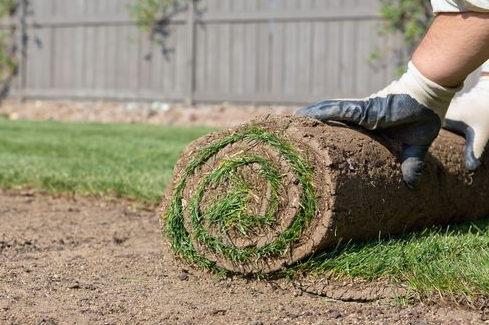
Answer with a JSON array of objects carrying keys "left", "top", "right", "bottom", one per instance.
[{"left": 406, "top": 61, "right": 463, "bottom": 118}]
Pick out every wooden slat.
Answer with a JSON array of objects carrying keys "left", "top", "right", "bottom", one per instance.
[
  {"left": 139, "top": 28, "right": 153, "bottom": 92},
  {"left": 82, "top": 26, "right": 95, "bottom": 89},
  {"left": 84, "top": 0, "right": 98, "bottom": 15},
  {"left": 206, "top": 24, "right": 218, "bottom": 94},
  {"left": 125, "top": 26, "right": 140, "bottom": 91},
  {"left": 217, "top": 14, "right": 231, "bottom": 93},
  {"left": 26, "top": 8, "right": 380, "bottom": 27},
  {"left": 51, "top": 27, "right": 63, "bottom": 88},
  {"left": 311, "top": 21, "right": 326, "bottom": 97},
  {"left": 162, "top": 38, "right": 174, "bottom": 93},
  {"left": 270, "top": 22, "right": 284, "bottom": 95},
  {"left": 114, "top": 25, "right": 127, "bottom": 90},
  {"left": 94, "top": 25, "right": 106, "bottom": 90},
  {"left": 256, "top": 22, "right": 270, "bottom": 94},
  {"left": 283, "top": 22, "right": 298, "bottom": 96},
  {"left": 105, "top": 25, "right": 118, "bottom": 90},
  {"left": 339, "top": 20, "right": 356, "bottom": 97},
  {"left": 193, "top": 91, "right": 324, "bottom": 104},
  {"left": 17, "top": 88, "right": 323, "bottom": 104},
  {"left": 198, "top": 8, "right": 381, "bottom": 23},
  {"left": 195, "top": 23, "right": 207, "bottom": 93},
  {"left": 231, "top": 0, "right": 246, "bottom": 95},
  {"left": 174, "top": 25, "right": 187, "bottom": 93},
  {"left": 244, "top": 22, "right": 258, "bottom": 95},
  {"left": 22, "top": 88, "right": 185, "bottom": 101},
  {"left": 297, "top": 21, "right": 313, "bottom": 96},
  {"left": 325, "top": 20, "right": 341, "bottom": 97},
  {"left": 185, "top": 0, "right": 196, "bottom": 104}
]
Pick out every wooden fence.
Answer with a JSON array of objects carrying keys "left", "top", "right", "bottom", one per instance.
[{"left": 14, "top": 0, "right": 408, "bottom": 105}]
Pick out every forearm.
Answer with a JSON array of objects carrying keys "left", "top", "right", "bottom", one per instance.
[{"left": 412, "top": 12, "right": 489, "bottom": 87}]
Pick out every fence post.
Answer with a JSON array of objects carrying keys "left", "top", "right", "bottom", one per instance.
[
  {"left": 16, "top": 0, "right": 27, "bottom": 102},
  {"left": 185, "top": 0, "right": 196, "bottom": 106}
]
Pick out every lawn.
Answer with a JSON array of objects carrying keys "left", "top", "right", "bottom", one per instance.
[
  {"left": 1, "top": 117, "right": 488, "bottom": 303},
  {"left": 0, "top": 118, "right": 216, "bottom": 203}
]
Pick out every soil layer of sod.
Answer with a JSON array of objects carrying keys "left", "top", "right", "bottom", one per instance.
[{"left": 161, "top": 115, "right": 489, "bottom": 275}]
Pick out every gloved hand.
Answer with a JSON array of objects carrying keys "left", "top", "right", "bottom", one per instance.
[
  {"left": 297, "top": 62, "right": 462, "bottom": 189},
  {"left": 443, "top": 75, "right": 489, "bottom": 171}
]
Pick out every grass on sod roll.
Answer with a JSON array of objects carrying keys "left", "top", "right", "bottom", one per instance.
[
  {"left": 1, "top": 117, "right": 489, "bottom": 301},
  {"left": 165, "top": 127, "right": 316, "bottom": 269}
]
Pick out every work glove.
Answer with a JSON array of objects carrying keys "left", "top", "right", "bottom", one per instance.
[
  {"left": 443, "top": 75, "right": 489, "bottom": 171},
  {"left": 297, "top": 61, "right": 462, "bottom": 189}
]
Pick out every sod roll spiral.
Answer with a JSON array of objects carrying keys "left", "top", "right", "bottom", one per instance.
[{"left": 161, "top": 115, "right": 489, "bottom": 274}]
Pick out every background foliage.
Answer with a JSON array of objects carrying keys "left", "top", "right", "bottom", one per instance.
[
  {"left": 378, "top": 0, "right": 433, "bottom": 52},
  {"left": 0, "top": 0, "right": 17, "bottom": 83},
  {"left": 128, "top": 0, "right": 192, "bottom": 45},
  {"left": 374, "top": 0, "right": 433, "bottom": 73}
]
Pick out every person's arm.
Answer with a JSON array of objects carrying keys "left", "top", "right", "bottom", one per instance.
[{"left": 297, "top": 11, "right": 489, "bottom": 189}]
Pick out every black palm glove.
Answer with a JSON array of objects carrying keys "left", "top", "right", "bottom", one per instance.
[
  {"left": 297, "top": 94, "right": 441, "bottom": 189},
  {"left": 296, "top": 62, "right": 462, "bottom": 189}
]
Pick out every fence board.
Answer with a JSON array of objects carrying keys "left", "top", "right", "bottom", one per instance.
[
  {"left": 270, "top": 22, "right": 284, "bottom": 96},
  {"left": 16, "top": 0, "right": 412, "bottom": 105},
  {"left": 195, "top": 23, "right": 207, "bottom": 93},
  {"left": 125, "top": 26, "right": 140, "bottom": 91},
  {"left": 283, "top": 22, "right": 297, "bottom": 96},
  {"left": 83, "top": 26, "right": 94, "bottom": 89},
  {"left": 139, "top": 29, "right": 153, "bottom": 91},
  {"left": 174, "top": 25, "right": 187, "bottom": 95},
  {"left": 256, "top": 22, "right": 269, "bottom": 95},
  {"left": 105, "top": 25, "right": 118, "bottom": 90},
  {"left": 244, "top": 22, "right": 258, "bottom": 95}
]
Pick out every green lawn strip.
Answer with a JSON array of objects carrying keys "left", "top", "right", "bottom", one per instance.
[
  {"left": 0, "top": 118, "right": 216, "bottom": 203},
  {"left": 1, "top": 118, "right": 488, "bottom": 301},
  {"left": 289, "top": 220, "right": 489, "bottom": 301}
]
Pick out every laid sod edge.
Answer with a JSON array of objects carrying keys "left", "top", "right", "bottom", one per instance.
[
  {"left": 164, "top": 125, "right": 317, "bottom": 272},
  {"left": 290, "top": 222, "right": 489, "bottom": 302}
]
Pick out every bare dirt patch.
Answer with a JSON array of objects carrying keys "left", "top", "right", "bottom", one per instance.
[
  {"left": 0, "top": 100, "right": 297, "bottom": 127},
  {"left": 0, "top": 191, "right": 487, "bottom": 325}
]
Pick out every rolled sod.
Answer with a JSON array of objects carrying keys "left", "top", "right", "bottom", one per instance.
[{"left": 160, "top": 115, "right": 489, "bottom": 274}]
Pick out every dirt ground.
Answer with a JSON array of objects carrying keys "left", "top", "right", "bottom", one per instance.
[
  {"left": 1, "top": 191, "right": 488, "bottom": 325},
  {"left": 0, "top": 100, "right": 297, "bottom": 127}
]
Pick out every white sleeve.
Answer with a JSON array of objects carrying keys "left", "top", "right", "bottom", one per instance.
[
  {"left": 431, "top": 0, "right": 489, "bottom": 13},
  {"left": 482, "top": 60, "right": 489, "bottom": 74}
]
